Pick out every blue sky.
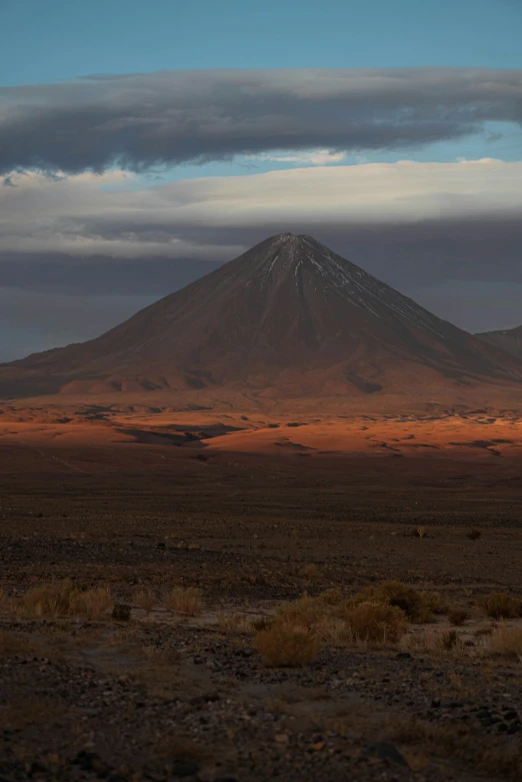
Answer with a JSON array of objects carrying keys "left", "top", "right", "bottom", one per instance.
[{"left": 2, "top": 0, "right": 521, "bottom": 85}]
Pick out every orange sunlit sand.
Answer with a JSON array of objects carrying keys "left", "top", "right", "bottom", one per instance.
[{"left": 2, "top": 404, "right": 522, "bottom": 463}]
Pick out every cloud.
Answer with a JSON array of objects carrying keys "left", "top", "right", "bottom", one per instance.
[
  {"left": 1, "top": 159, "right": 521, "bottom": 263},
  {"left": 0, "top": 68, "right": 521, "bottom": 173},
  {"left": 246, "top": 149, "right": 346, "bottom": 165},
  {"left": 1, "top": 158, "right": 522, "bottom": 322}
]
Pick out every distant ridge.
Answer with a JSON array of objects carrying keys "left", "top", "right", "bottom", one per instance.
[
  {"left": 1, "top": 233, "right": 521, "bottom": 407},
  {"left": 478, "top": 325, "right": 522, "bottom": 360}
]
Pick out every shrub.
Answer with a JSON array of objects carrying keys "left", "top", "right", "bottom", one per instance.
[
  {"left": 164, "top": 587, "right": 203, "bottom": 616},
  {"left": 449, "top": 609, "right": 470, "bottom": 627},
  {"left": 318, "top": 587, "right": 344, "bottom": 605},
  {"left": 422, "top": 591, "right": 449, "bottom": 615},
  {"left": 274, "top": 591, "right": 407, "bottom": 646},
  {"left": 346, "top": 601, "right": 407, "bottom": 643},
  {"left": 369, "top": 580, "right": 434, "bottom": 623},
  {"left": 489, "top": 625, "right": 522, "bottom": 658},
  {"left": 276, "top": 593, "right": 326, "bottom": 632},
  {"left": 254, "top": 623, "right": 320, "bottom": 667},
  {"left": 480, "top": 591, "right": 521, "bottom": 619}
]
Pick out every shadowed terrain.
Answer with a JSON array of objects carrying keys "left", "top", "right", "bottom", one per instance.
[{"left": 2, "top": 426, "right": 522, "bottom": 781}]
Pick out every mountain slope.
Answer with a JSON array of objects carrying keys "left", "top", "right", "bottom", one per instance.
[
  {"left": 478, "top": 325, "right": 522, "bottom": 360},
  {"left": 1, "top": 233, "right": 521, "bottom": 405}
]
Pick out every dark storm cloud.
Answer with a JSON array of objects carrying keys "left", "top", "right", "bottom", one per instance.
[{"left": 0, "top": 68, "right": 521, "bottom": 173}]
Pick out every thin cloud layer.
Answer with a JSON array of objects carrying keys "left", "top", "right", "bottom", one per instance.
[
  {"left": 247, "top": 149, "right": 346, "bottom": 165},
  {"left": 1, "top": 160, "right": 521, "bottom": 270},
  {"left": 0, "top": 68, "right": 521, "bottom": 173}
]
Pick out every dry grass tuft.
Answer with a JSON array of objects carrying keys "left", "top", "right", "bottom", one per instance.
[
  {"left": 365, "top": 580, "right": 435, "bottom": 623},
  {"left": 404, "top": 628, "right": 468, "bottom": 656},
  {"left": 251, "top": 616, "right": 273, "bottom": 632},
  {"left": 164, "top": 587, "right": 203, "bottom": 616},
  {"left": 422, "top": 590, "right": 450, "bottom": 616},
  {"left": 449, "top": 609, "right": 470, "bottom": 627},
  {"left": 216, "top": 610, "right": 254, "bottom": 634},
  {"left": 441, "top": 629, "right": 459, "bottom": 650},
  {"left": 273, "top": 589, "right": 407, "bottom": 647},
  {"left": 275, "top": 593, "right": 327, "bottom": 631},
  {"left": 347, "top": 601, "right": 407, "bottom": 643},
  {"left": 77, "top": 587, "right": 114, "bottom": 619},
  {"left": 488, "top": 625, "right": 522, "bottom": 659},
  {"left": 318, "top": 587, "right": 344, "bottom": 605},
  {"left": 254, "top": 623, "right": 320, "bottom": 667},
  {"left": 480, "top": 591, "right": 521, "bottom": 619},
  {"left": 10, "top": 580, "right": 113, "bottom": 620}
]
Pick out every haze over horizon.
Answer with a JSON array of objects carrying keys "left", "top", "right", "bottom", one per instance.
[{"left": 1, "top": 0, "right": 522, "bottom": 361}]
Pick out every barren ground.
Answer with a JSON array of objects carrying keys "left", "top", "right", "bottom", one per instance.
[{"left": 2, "top": 405, "right": 522, "bottom": 781}]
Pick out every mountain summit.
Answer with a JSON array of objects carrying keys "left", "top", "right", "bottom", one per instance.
[{"left": 1, "top": 233, "right": 521, "bottom": 405}]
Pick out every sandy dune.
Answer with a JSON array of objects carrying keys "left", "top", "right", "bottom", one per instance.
[{"left": 2, "top": 402, "right": 522, "bottom": 463}]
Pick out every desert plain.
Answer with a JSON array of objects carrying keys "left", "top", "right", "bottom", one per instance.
[{"left": 1, "top": 401, "right": 522, "bottom": 781}]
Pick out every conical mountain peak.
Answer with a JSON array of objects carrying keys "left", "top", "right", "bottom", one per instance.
[
  {"left": 241, "top": 232, "right": 352, "bottom": 285},
  {"left": 0, "top": 234, "right": 521, "bottom": 404}
]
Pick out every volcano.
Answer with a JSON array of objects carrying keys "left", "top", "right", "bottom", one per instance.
[{"left": 1, "top": 234, "right": 521, "bottom": 408}]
